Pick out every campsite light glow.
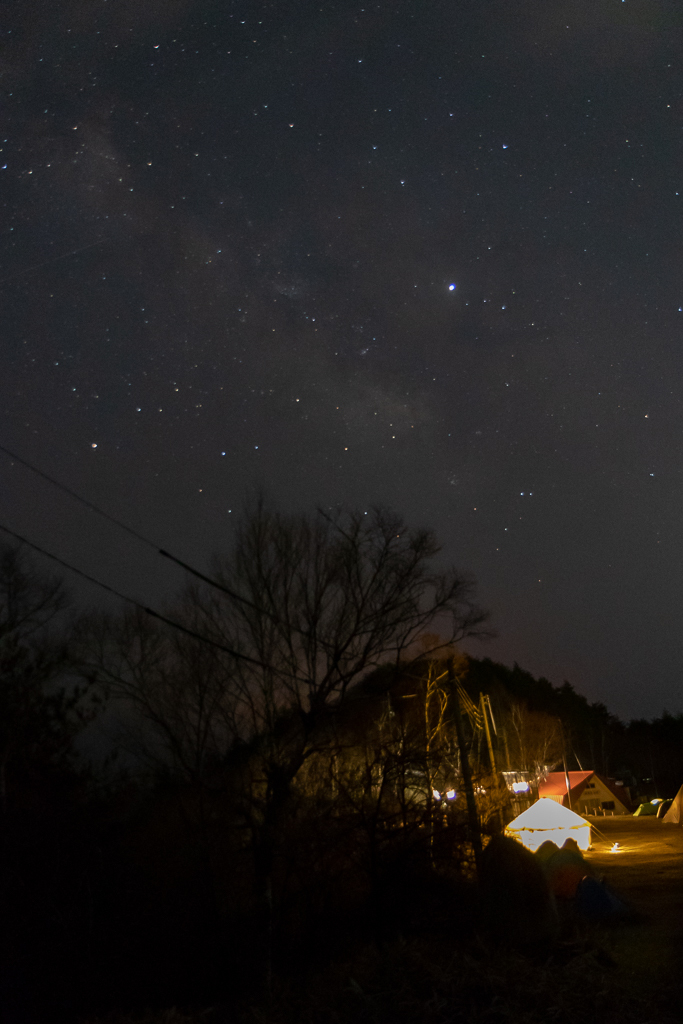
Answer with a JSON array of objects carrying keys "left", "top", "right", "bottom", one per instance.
[
  {"left": 433, "top": 788, "right": 457, "bottom": 801},
  {"left": 512, "top": 781, "right": 530, "bottom": 793},
  {"left": 505, "top": 798, "right": 592, "bottom": 853}
]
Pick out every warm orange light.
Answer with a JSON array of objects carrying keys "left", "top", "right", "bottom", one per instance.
[
  {"left": 508, "top": 824, "right": 591, "bottom": 853},
  {"left": 505, "top": 798, "right": 591, "bottom": 852}
]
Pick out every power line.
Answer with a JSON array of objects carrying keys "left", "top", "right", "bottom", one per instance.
[
  {"left": 0, "top": 522, "right": 135, "bottom": 605},
  {"left": 0, "top": 443, "right": 431, "bottom": 657},
  {"left": 0, "top": 444, "right": 334, "bottom": 651},
  {"left": 0, "top": 522, "right": 270, "bottom": 672},
  {"left": 0, "top": 442, "right": 153, "bottom": 546},
  {"left": 0, "top": 442, "right": 262, "bottom": 615}
]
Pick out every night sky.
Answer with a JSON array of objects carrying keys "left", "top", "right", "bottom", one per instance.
[{"left": 2, "top": 1, "right": 682, "bottom": 720}]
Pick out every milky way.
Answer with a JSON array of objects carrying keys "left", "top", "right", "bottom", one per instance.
[{"left": 2, "top": 1, "right": 682, "bottom": 718}]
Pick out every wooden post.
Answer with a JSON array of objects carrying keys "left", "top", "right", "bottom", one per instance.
[
  {"left": 481, "top": 693, "right": 502, "bottom": 829},
  {"left": 502, "top": 727, "right": 511, "bottom": 770},
  {"left": 449, "top": 659, "right": 482, "bottom": 877},
  {"left": 559, "top": 719, "right": 572, "bottom": 810},
  {"left": 480, "top": 693, "right": 497, "bottom": 776}
]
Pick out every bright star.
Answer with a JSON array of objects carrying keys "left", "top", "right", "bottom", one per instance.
[{"left": 449, "top": 283, "right": 456, "bottom": 291}]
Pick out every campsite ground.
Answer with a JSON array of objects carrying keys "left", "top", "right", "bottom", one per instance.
[
  {"left": 585, "top": 816, "right": 683, "bottom": 1009},
  {"left": 76, "top": 816, "right": 683, "bottom": 1024}
]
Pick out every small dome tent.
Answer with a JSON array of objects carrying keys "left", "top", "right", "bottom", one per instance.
[
  {"left": 662, "top": 785, "right": 683, "bottom": 825},
  {"left": 505, "top": 798, "right": 592, "bottom": 852},
  {"left": 633, "top": 801, "right": 659, "bottom": 816}
]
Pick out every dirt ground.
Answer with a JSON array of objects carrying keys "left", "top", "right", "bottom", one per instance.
[{"left": 583, "top": 815, "right": 683, "bottom": 1003}]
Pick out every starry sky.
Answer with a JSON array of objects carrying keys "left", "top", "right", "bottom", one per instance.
[{"left": 2, "top": 0, "right": 682, "bottom": 721}]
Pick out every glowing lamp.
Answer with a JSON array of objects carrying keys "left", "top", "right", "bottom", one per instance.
[{"left": 512, "top": 781, "right": 530, "bottom": 793}]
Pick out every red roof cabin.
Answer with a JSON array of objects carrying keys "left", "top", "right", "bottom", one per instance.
[{"left": 538, "top": 771, "right": 632, "bottom": 815}]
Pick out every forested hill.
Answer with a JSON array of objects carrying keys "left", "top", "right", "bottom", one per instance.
[{"left": 463, "top": 656, "right": 683, "bottom": 799}]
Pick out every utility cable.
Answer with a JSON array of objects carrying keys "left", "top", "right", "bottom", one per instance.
[
  {"left": 0, "top": 522, "right": 271, "bottom": 672},
  {"left": 0, "top": 443, "right": 430, "bottom": 655},
  {"left": 0, "top": 442, "right": 264, "bottom": 616},
  {"left": 0, "top": 443, "right": 153, "bottom": 548},
  {"left": 0, "top": 443, "right": 358, "bottom": 648}
]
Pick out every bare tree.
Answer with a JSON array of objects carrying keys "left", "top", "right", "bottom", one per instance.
[
  {"left": 79, "top": 594, "right": 240, "bottom": 785},
  {"left": 507, "top": 701, "right": 562, "bottom": 776},
  {"left": 201, "top": 500, "right": 489, "bottom": 889},
  {"left": 0, "top": 544, "right": 87, "bottom": 815},
  {"left": 78, "top": 500, "right": 487, "bottom": 915}
]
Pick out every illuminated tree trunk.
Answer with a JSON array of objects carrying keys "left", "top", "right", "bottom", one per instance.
[{"left": 449, "top": 658, "right": 482, "bottom": 877}]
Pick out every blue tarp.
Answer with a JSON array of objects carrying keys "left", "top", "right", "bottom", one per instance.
[{"left": 575, "top": 877, "right": 627, "bottom": 919}]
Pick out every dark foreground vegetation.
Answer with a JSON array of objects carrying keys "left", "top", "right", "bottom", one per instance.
[
  {"left": 82, "top": 935, "right": 674, "bottom": 1024},
  {"left": 0, "top": 502, "right": 681, "bottom": 1022}
]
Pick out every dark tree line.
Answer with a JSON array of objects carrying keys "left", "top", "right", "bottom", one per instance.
[{"left": 464, "top": 658, "right": 683, "bottom": 797}]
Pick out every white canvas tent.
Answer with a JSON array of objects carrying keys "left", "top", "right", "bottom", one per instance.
[
  {"left": 662, "top": 784, "right": 683, "bottom": 824},
  {"left": 505, "top": 798, "right": 592, "bottom": 852}
]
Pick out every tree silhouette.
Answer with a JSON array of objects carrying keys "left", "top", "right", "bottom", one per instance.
[{"left": 0, "top": 543, "right": 90, "bottom": 816}]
